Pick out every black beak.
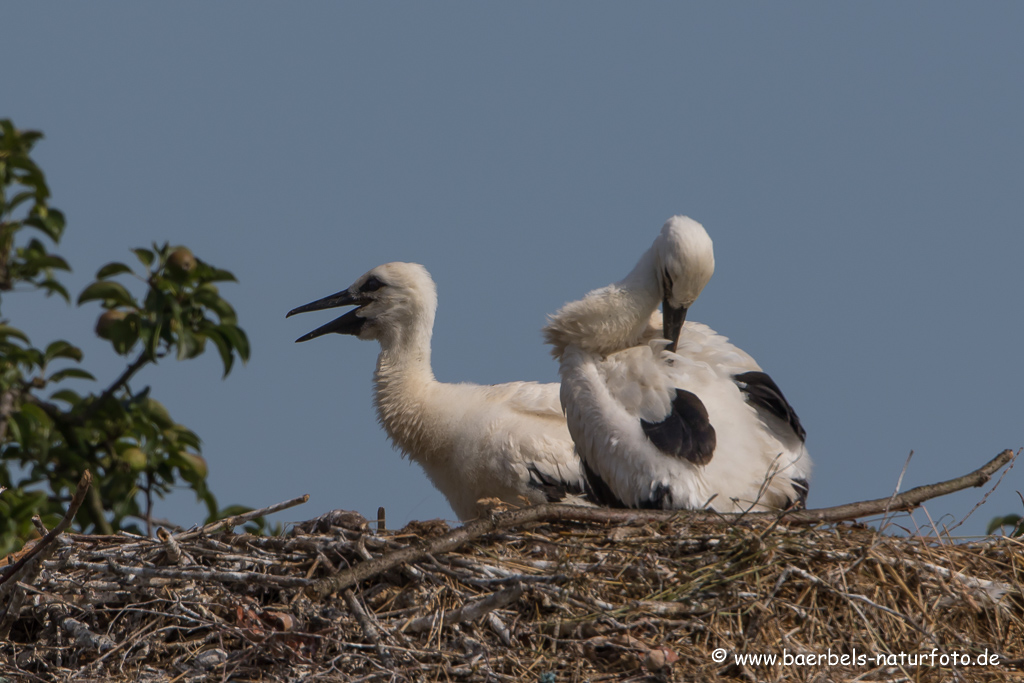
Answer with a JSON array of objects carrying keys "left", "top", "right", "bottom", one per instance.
[
  {"left": 662, "top": 298, "right": 687, "bottom": 354},
  {"left": 287, "top": 290, "right": 368, "bottom": 342}
]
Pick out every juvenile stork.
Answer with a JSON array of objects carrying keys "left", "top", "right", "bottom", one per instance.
[
  {"left": 544, "top": 216, "right": 811, "bottom": 512},
  {"left": 287, "top": 262, "right": 588, "bottom": 521}
]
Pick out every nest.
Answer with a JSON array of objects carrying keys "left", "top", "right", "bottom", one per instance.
[{"left": 0, "top": 497, "right": 1021, "bottom": 682}]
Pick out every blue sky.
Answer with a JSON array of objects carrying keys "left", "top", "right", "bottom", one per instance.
[{"left": 3, "top": 4, "right": 1022, "bottom": 536}]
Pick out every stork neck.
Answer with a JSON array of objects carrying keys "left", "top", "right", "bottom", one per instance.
[
  {"left": 601, "top": 246, "right": 663, "bottom": 347},
  {"left": 372, "top": 325, "right": 449, "bottom": 463},
  {"left": 374, "top": 326, "right": 437, "bottom": 394}
]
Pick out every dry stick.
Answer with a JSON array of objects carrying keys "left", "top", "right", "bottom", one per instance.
[
  {"left": 156, "top": 526, "right": 184, "bottom": 565},
  {"left": 0, "top": 470, "right": 92, "bottom": 637},
  {"left": 0, "top": 470, "right": 92, "bottom": 591},
  {"left": 404, "top": 584, "right": 525, "bottom": 633},
  {"left": 174, "top": 494, "right": 310, "bottom": 541},
  {"left": 59, "top": 559, "right": 313, "bottom": 588},
  {"left": 343, "top": 588, "right": 395, "bottom": 668},
  {"left": 310, "top": 449, "right": 1015, "bottom": 599}
]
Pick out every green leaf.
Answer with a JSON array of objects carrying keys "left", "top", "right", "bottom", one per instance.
[
  {"left": 44, "top": 340, "right": 83, "bottom": 364},
  {"left": 217, "top": 323, "right": 250, "bottom": 363},
  {"left": 22, "top": 210, "right": 66, "bottom": 242},
  {"left": 175, "top": 328, "right": 205, "bottom": 361},
  {"left": 77, "top": 280, "right": 136, "bottom": 307},
  {"left": 29, "top": 254, "right": 70, "bottom": 271},
  {"left": 987, "top": 514, "right": 1023, "bottom": 535},
  {"left": 49, "top": 389, "right": 82, "bottom": 406},
  {"left": 96, "top": 262, "right": 133, "bottom": 279},
  {"left": 194, "top": 286, "right": 236, "bottom": 320},
  {"left": 7, "top": 189, "right": 38, "bottom": 212},
  {"left": 39, "top": 278, "right": 71, "bottom": 302},
  {"left": 204, "top": 328, "right": 234, "bottom": 377},
  {"left": 0, "top": 324, "right": 30, "bottom": 343},
  {"left": 18, "top": 402, "right": 51, "bottom": 427},
  {"left": 206, "top": 268, "right": 238, "bottom": 283},
  {"left": 48, "top": 367, "right": 96, "bottom": 383},
  {"left": 132, "top": 248, "right": 155, "bottom": 268}
]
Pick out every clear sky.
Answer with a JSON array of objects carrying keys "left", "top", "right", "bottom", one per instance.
[{"left": 3, "top": 4, "right": 1022, "bottom": 537}]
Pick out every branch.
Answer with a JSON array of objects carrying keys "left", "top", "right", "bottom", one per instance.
[
  {"left": 78, "top": 350, "right": 151, "bottom": 424},
  {"left": 174, "top": 494, "right": 310, "bottom": 541},
  {"left": 0, "top": 470, "right": 91, "bottom": 595},
  {"left": 0, "top": 386, "right": 20, "bottom": 443},
  {"left": 309, "top": 449, "right": 1016, "bottom": 598},
  {"left": 404, "top": 584, "right": 524, "bottom": 633},
  {"left": 786, "top": 448, "right": 1016, "bottom": 524}
]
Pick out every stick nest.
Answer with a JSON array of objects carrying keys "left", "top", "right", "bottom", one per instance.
[{"left": 1, "top": 505, "right": 1021, "bottom": 682}]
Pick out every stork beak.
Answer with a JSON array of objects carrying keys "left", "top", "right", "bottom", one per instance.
[
  {"left": 662, "top": 298, "right": 687, "bottom": 354},
  {"left": 287, "top": 290, "right": 368, "bottom": 342}
]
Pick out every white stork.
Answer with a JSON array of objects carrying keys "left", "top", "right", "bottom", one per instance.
[
  {"left": 287, "top": 262, "right": 592, "bottom": 521},
  {"left": 544, "top": 216, "right": 811, "bottom": 512}
]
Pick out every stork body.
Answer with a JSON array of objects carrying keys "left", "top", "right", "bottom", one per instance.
[
  {"left": 545, "top": 216, "right": 811, "bottom": 512},
  {"left": 288, "top": 262, "right": 587, "bottom": 521}
]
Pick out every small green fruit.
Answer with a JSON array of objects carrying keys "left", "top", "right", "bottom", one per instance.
[
  {"left": 167, "top": 247, "right": 196, "bottom": 274},
  {"left": 122, "top": 447, "right": 148, "bottom": 471},
  {"left": 179, "top": 452, "right": 208, "bottom": 478},
  {"left": 95, "top": 310, "right": 127, "bottom": 339},
  {"left": 144, "top": 398, "right": 174, "bottom": 429}
]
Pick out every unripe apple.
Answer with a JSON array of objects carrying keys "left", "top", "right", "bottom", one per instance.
[
  {"left": 95, "top": 310, "right": 127, "bottom": 339},
  {"left": 167, "top": 247, "right": 196, "bottom": 274}
]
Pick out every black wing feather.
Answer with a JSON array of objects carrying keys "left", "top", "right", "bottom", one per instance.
[
  {"left": 788, "top": 477, "right": 810, "bottom": 509},
  {"left": 581, "top": 460, "right": 629, "bottom": 508},
  {"left": 527, "top": 465, "right": 586, "bottom": 503},
  {"left": 734, "top": 371, "right": 806, "bottom": 443},
  {"left": 640, "top": 389, "right": 717, "bottom": 466}
]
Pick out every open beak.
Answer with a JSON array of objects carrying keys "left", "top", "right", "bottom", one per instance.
[
  {"left": 662, "top": 298, "right": 687, "bottom": 354},
  {"left": 286, "top": 290, "right": 368, "bottom": 342}
]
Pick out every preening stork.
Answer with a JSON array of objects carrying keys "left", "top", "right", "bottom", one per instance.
[
  {"left": 286, "top": 262, "right": 590, "bottom": 521},
  {"left": 544, "top": 216, "right": 811, "bottom": 512}
]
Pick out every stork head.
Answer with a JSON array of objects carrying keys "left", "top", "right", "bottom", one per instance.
[
  {"left": 287, "top": 262, "right": 437, "bottom": 346},
  {"left": 653, "top": 216, "right": 715, "bottom": 351}
]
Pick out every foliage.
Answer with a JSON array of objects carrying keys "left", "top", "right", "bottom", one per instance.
[
  {"left": 0, "top": 119, "right": 254, "bottom": 554},
  {"left": 987, "top": 513, "right": 1023, "bottom": 537}
]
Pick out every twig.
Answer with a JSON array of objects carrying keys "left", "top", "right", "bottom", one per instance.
[
  {"left": 0, "top": 470, "right": 91, "bottom": 590},
  {"left": 78, "top": 351, "right": 151, "bottom": 424},
  {"left": 403, "top": 584, "right": 524, "bottom": 633},
  {"left": 174, "top": 494, "right": 310, "bottom": 540},
  {"left": 790, "top": 449, "right": 1016, "bottom": 523},
  {"left": 310, "top": 450, "right": 1015, "bottom": 598},
  {"left": 58, "top": 559, "right": 312, "bottom": 587},
  {"left": 878, "top": 450, "right": 914, "bottom": 534},
  {"left": 62, "top": 616, "right": 116, "bottom": 653},
  {"left": 946, "top": 448, "right": 1019, "bottom": 534},
  {"left": 344, "top": 588, "right": 394, "bottom": 668},
  {"left": 0, "top": 470, "right": 92, "bottom": 637},
  {"left": 157, "top": 527, "right": 183, "bottom": 565}
]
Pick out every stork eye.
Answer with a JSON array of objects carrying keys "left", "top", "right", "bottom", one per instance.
[{"left": 361, "top": 276, "right": 386, "bottom": 293}]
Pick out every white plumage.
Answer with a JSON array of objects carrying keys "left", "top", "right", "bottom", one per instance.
[
  {"left": 287, "top": 262, "right": 589, "bottom": 521},
  {"left": 544, "top": 216, "right": 811, "bottom": 512}
]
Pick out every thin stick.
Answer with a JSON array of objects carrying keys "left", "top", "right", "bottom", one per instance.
[
  {"left": 404, "top": 584, "right": 524, "bottom": 633},
  {"left": 0, "top": 470, "right": 92, "bottom": 590},
  {"left": 344, "top": 588, "right": 394, "bottom": 668},
  {"left": 174, "top": 494, "right": 310, "bottom": 541}
]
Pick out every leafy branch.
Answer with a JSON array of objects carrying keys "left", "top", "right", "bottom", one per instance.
[{"left": 0, "top": 119, "right": 256, "bottom": 554}]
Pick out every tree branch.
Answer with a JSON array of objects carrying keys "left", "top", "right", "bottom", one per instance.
[
  {"left": 0, "top": 386, "right": 20, "bottom": 443},
  {"left": 78, "top": 350, "right": 151, "bottom": 424},
  {"left": 0, "top": 470, "right": 91, "bottom": 592},
  {"left": 309, "top": 449, "right": 1016, "bottom": 599}
]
